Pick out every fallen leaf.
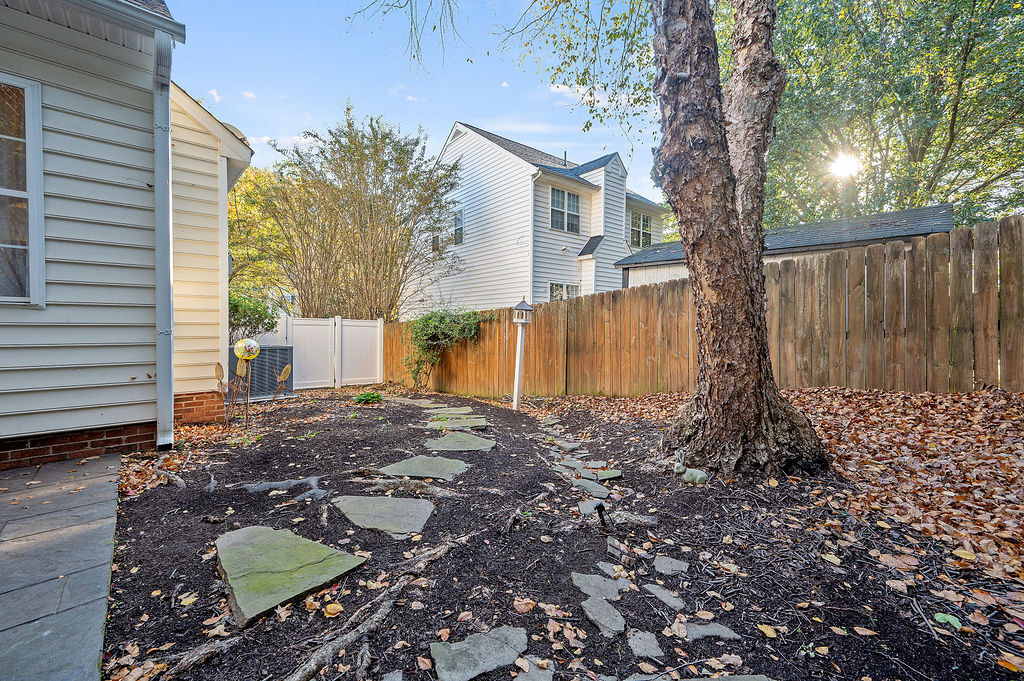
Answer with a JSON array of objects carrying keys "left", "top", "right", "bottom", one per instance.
[
  {"left": 853, "top": 626, "right": 877, "bottom": 636},
  {"left": 756, "top": 624, "right": 777, "bottom": 638},
  {"left": 457, "top": 610, "right": 473, "bottom": 622},
  {"left": 821, "top": 553, "right": 842, "bottom": 566},
  {"left": 513, "top": 597, "right": 537, "bottom": 613},
  {"left": 275, "top": 604, "right": 291, "bottom": 622},
  {"left": 638, "top": 662, "right": 658, "bottom": 674},
  {"left": 438, "top": 628, "right": 450, "bottom": 641},
  {"left": 324, "top": 603, "right": 343, "bottom": 618},
  {"left": 417, "top": 657, "right": 433, "bottom": 670},
  {"left": 696, "top": 610, "right": 714, "bottom": 620}
]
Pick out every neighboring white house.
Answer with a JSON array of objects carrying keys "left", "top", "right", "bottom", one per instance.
[
  {"left": 0, "top": 0, "right": 251, "bottom": 468},
  {"left": 409, "top": 122, "right": 671, "bottom": 312},
  {"left": 615, "top": 204, "right": 956, "bottom": 286}
]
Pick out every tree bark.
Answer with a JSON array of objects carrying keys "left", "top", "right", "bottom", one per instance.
[{"left": 650, "top": 0, "right": 827, "bottom": 476}]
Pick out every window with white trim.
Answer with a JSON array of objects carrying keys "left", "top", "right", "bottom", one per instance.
[
  {"left": 630, "top": 211, "right": 652, "bottom": 248},
  {"left": 550, "top": 187, "right": 580, "bottom": 234},
  {"left": 0, "top": 73, "right": 42, "bottom": 305},
  {"left": 549, "top": 282, "right": 580, "bottom": 301},
  {"left": 454, "top": 209, "right": 464, "bottom": 245}
]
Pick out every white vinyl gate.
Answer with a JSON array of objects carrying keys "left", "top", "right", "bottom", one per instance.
[{"left": 259, "top": 317, "right": 383, "bottom": 390}]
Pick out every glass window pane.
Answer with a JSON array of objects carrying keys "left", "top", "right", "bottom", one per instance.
[
  {"left": 551, "top": 188, "right": 564, "bottom": 210},
  {"left": 0, "top": 246, "right": 28, "bottom": 297},
  {"left": 0, "top": 138, "right": 27, "bottom": 191},
  {"left": 0, "top": 84, "right": 26, "bottom": 139},
  {"left": 567, "top": 284, "right": 580, "bottom": 298},
  {"left": 642, "top": 214, "right": 651, "bottom": 231},
  {"left": 631, "top": 229, "right": 640, "bottom": 248},
  {"left": 551, "top": 208, "right": 564, "bottom": 230},
  {"left": 642, "top": 232, "right": 651, "bottom": 247},
  {"left": 549, "top": 283, "right": 563, "bottom": 301},
  {"left": 632, "top": 212, "right": 641, "bottom": 229},
  {"left": 0, "top": 195, "right": 28, "bottom": 246},
  {"left": 567, "top": 193, "right": 579, "bottom": 214},
  {"left": 567, "top": 212, "right": 580, "bottom": 233}
]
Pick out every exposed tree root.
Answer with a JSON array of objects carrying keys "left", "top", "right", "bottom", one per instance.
[
  {"left": 355, "top": 478, "right": 466, "bottom": 498},
  {"left": 154, "top": 454, "right": 186, "bottom": 489},
  {"left": 160, "top": 636, "right": 241, "bottom": 679},
  {"left": 283, "top": 533, "right": 478, "bottom": 681},
  {"left": 495, "top": 491, "right": 549, "bottom": 533}
]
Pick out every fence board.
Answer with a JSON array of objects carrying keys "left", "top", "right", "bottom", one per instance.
[
  {"left": 905, "top": 237, "right": 928, "bottom": 392},
  {"left": 812, "top": 255, "right": 830, "bottom": 386},
  {"left": 1000, "top": 216, "right": 1024, "bottom": 391},
  {"left": 865, "top": 244, "right": 885, "bottom": 388},
  {"left": 973, "top": 222, "right": 999, "bottom": 388},
  {"left": 884, "top": 241, "right": 906, "bottom": 390},
  {"left": 685, "top": 279, "right": 698, "bottom": 392},
  {"left": 778, "top": 259, "right": 797, "bottom": 388},
  {"left": 795, "top": 258, "right": 813, "bottom": 386},
  {"left": 826, "top": 251, "right": 846, "bottom": 386},
  {"left": 949, "top": 229, "right": 974, "bottom": 392},
  {"left": 846, "top": 248, "right": 866, "bottom": 389},
  {"left": 765, "top": 262, "right": 781, "bottom": 384},
  {"left": 927, "top": 233, "right": 950, "bottom": 393}
]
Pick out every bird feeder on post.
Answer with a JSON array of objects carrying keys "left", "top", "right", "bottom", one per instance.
[{"left": 512, "top": 299, "right": 533, "bottom": 411}]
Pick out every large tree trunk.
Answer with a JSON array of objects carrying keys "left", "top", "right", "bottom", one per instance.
[{"left": 650, "top": 0, "right": 827, "bottom": 476}]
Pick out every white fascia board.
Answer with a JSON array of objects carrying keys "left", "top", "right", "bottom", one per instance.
[{"left": 67, "top": 0, "right": 185, "bottom": 42}]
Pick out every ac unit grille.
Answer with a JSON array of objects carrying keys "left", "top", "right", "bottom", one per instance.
[{"left": 227, "top": 345, "right": 294, "bottom": 401}]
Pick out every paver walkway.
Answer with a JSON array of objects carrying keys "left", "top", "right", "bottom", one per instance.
[{"left": 0, "top": 454, "right": 120, "bottom": 681}]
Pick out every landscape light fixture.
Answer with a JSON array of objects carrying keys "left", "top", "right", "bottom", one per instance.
[{"left": 512, "top": 299, "right": 533, "bottom": 410}]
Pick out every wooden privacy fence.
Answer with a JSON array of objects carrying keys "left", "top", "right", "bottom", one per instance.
[{"left": 384, "top": 217, "right": 1024, "bottom": 397}]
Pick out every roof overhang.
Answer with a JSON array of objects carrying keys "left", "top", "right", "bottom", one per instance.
[
  {"left": 625, "top": 194, "right": 672, "bottom": 214},
  {"left": 170, "top": 82, "right": 253, "bottom": 185},
  {"left": 65, "top": 0, "right": 185, "bottom": 42},
  {"left": 536, "top": 168, "right": 600, "bottom": 191}
]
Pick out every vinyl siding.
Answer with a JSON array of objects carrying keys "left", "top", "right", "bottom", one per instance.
[
  {"left": 0, "top": 5, "right": 158, "bottom": 439},
  {"left": 532, "top": 178, "right": 593, "bottom": 302},
  {"left": 415, "top": 127, "right": 534, "bottom": 312},
  {"left": 591, "top": 158, "right": 629, "bottom": 292},
  {"left": 170, "top": 98, "right": 225, "bottom": 394}
]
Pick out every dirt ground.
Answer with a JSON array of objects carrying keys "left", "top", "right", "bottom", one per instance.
[{"left": 104, "top": 386, "right": 1024, "bottom": 681}]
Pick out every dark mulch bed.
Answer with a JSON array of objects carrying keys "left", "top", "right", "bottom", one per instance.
[{"left": 104, "top": 387, "right": 1021, "bottom": 681}]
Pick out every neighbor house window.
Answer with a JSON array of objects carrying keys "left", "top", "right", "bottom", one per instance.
[
  {"left": 630, "top": 211, "right": 652, "bottom": 248},
  {"left": 550, "top": 187, "right": 580, "bottom": 234},
  {"left": 454, "top": 209, "right": 464, "bottom": 245},
  {"left": 549, "top": 282, "right": 580, "bottom": 301},
  {"left": 0, "top": 73, "right": 42, "bottom": 305}
]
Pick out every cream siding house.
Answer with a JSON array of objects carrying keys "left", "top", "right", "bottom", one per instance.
[
  {"left": 0, "top": 0, "right": 250, "bottom": 469},
  {"left": 411, "top": 123, "right": 670, "bottom": 313}
]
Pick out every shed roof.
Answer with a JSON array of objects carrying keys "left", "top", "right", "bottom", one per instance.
[{"left": 614, "top": 204, "right": 956, "bottom": 268}]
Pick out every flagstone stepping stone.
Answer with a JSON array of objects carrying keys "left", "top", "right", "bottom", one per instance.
[
  {"left": 643, "top": 584, "right": 685, "bottom": 611},
  {"left": 427, "top": 406, "right": 475, "bottom": 416},
  {"left": 576, "top": 469, "right": 598, "bottom": 481},
  {"left": 426, "top": 431, "right": 495, "bottom": 452},
  {"left": 572, "top": 478, "right": 609, "bottom": 499},
  {"left": 581, "top": 596, "right": 625, "bottom": 637},
  {"left": 578, "top": 499, "right": 605, "bottom": 515},
  {"left": 571, "top": 572, "right": 620, "bottom": 600},
  {"left": 684, "top": 623, "right": 741, "bottom": 641},
  {"left": 333, "top": 496, "right": 435, "bottom": 539},
  {"left": 430, "top": 625, "right": 527, "bottom": 681},
  {"left": 380, "top": 455, "right": 470, "bottom": 480},
  {"left": 584, "top": 460, "right": 607, "bottom": 469},
  {"left": 518, "top": 656, "right": 555, "bottom": 681},
  {"left": 541, "top": 416, "right": 561, "bottom": 426},
  {"left": 596, "top": 562, "right": 631, "bottom": 589},
  {"left": 627, "top": 629, "right": 664, "bottom": 658},
  {"left": 392, "top": 397, "right": 447, "bottom": 408},
  {"left": 215, "top": 526, "right": 364, "bottom": 627},
  {"left": 427, "top": 416, "right": 487, "bottom": 431},
  {"left": 653, "top": 555, "right": 689, "bottom": 575},
  {"left": 382, "top": 672, "right": 403, "bottom": 681},
  {"left": 596, "top": 470, "right": 621, "bottom": 481},
  {"left": 555, "top": 440, "right": 581, "bottom": 452},
  {"left": 556, "top": 459, "right": 585, "bottom": 470}
]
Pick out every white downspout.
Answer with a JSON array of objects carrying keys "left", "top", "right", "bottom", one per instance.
[
  {"left": 528, "top": 170, "right": 541, "bottom": 304},
  {"left": 153, "top": 30, "right": 174, "bottom": 448}
]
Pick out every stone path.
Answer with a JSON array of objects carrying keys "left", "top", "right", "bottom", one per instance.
[
  {"left": 334, "top": 495, "right": 436, "bottom": 538},
  {"left": 380, "top": 455, "right": 470, "bottom": 480},
  {"left": 0, "top": 454, "right": 120, "bottom": 681}
]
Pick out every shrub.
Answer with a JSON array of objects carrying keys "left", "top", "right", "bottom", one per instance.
[
  {"left": 353, "top": 391, "right": 383, "bottom": 404},
  {"left": 405, "top": 309, "right": 488, "bottom": 388},
  {"left": 229, "top": 291, "right": 279, "bottom": 343}
]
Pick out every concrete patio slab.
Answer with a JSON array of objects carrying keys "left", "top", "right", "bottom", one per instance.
[{"left": 0, "top": 454, "right": 120, "bottom": 681}]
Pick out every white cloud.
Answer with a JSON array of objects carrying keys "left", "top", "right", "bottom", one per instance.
[
  {"left": 207, "top": 89, "right": 222, "bottom": 103},
  {"left": 406, "top": 95, "right": 418, "bottom": 101},
  {"left": 388, "top": 84, "right": 407, "bottom": 96},
  {"left": 242, "top": 90, "right": 255, "bottom": 99},
  {"left": 501, "top": 81, "right": 509, "bottom": 87}
]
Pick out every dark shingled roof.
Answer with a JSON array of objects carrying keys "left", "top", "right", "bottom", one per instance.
[
  {"left": 626, "top": 191, "right": 668, "bottom": 212},
  {"left": 578, "top": 235, "right": 603, "bottom": 257},
  {"left": 119, "top": 0, "right": 174, "bottom": 19},
  {"left": 614, "top": 204, "right": 956, "bottom": 268}
]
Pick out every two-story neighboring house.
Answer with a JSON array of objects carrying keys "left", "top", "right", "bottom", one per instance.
[{"left": 412, "top": 122, "right": 671, "bottom": 311}]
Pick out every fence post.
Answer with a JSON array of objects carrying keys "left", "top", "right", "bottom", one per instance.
[
  {"left": 377, "top": 318, "right": 385, "bottom": 384},
  {"left": 334, "top": 317, "right": 343, "bottom": 388}
]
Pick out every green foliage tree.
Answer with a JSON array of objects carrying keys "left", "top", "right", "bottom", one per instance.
[
  {"left": 766, "top": 0, "right": 1024, "bottom": 228},
  {"left": 404, "top": 309, "right": 488, "bottom": 388},
  {"left": 228, "top": 291, "right": 279, "bottom": 344},
  {"left": 228, "top": 168, "right": 293, "bottom": 307},
  {"left": 252, "top": 108, "right": 461, "bottom": 321}
]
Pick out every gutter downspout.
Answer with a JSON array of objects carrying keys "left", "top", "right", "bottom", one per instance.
[
  {"left": 153, "top": 30, "right": 174, "bottom": 449},
  {"left": 528, "top": 169, "right": 541, "bottom": 304}
]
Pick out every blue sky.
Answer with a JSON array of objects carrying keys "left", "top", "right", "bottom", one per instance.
[{"left": 168, "top": 0, "right": 663, "bottom": 201}]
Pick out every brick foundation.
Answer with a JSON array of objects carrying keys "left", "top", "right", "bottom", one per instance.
[
  {"left": 174, "top": 390, "right": 225, "bottom": 424},
  {"left": 0, "top": 423, "right": 157, "bottom": 471}
]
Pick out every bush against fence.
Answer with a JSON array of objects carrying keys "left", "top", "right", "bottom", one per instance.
[{"left": 383, "top": 217, "right": 1024, "bottom": 397}]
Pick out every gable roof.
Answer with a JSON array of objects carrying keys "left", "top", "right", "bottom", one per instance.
[
  {"left": 578, "top": 235, "right": 603, "bottom": 257},
  {"left": 614, "top": 204, "right": 956, "bottom": 268}
]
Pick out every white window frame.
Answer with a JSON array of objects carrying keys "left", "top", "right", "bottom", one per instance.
[
  {"left": 548, "top": 282, "right": 580, "bottom": 302},
  {"left": 453, "top": 208, "right": 464, "bottom": 245},
  {"left": 0, "top": 71, "right": 44, "bottom": 307},
  {"left": 629, "top": 210, "right": 652, "bottom": 248},
  {"left": 550, "top": 187, "right": 581, "bottom": 234}
]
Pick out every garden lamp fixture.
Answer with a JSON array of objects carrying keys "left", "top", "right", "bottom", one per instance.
[{"left": 512, "top": 299, "right": 533, "bottom": 411}]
